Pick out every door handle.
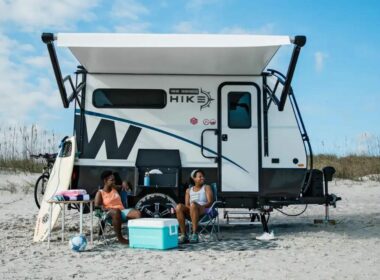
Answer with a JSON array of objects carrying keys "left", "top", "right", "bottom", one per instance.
[{"left": 222, "top": 134, "right": 228, "bottom": 141}]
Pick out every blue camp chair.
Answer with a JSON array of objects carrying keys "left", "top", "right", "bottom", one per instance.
[{"left": 187, "top": 183, "right": 223, "bottom": 241}]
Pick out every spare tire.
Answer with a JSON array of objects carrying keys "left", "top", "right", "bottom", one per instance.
[{"left": 136, "top": 193, "right": 177, "bottom": 218}]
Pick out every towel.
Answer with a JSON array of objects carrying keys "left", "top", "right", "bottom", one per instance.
[{"left": 62, "top": 194, "right": 90, "bottom": 201}]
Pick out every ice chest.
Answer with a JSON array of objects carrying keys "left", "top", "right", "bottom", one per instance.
[{"left": 128, "top": 218, "right": 178, "bottom": 250}]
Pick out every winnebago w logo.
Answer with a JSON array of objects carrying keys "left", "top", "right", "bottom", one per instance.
[
  {"left": 169, "top": 88, "right": 214, "bottom": 110},
  {"left": 75, "top": 116, "right": 141, "bottom": 159}
]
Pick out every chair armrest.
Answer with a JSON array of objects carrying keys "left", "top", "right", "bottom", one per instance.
[
  {"left": 94, "top": 208, "right": 104, "bottom": 218},
  {"left": 94, "top": 207, "right": 111, "bottom": 220},
  {"left": 208, "top": 200, "right": 224, "bottom": 210}
]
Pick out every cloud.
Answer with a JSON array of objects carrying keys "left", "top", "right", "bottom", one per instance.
[
  {"left": 0, "top": 0, "right": 99, "bottom": 31},
  {"left": 111, "top": 0, "right": 149, "bottom": 20},
  {"left": 172, "top": 22, "right": 276, "bottom": 35},
  {"left": 114, "top": 22, "right": 151, "bottom": 33},
  {"left": 173, "top": 21, "right": 198, "bottom": 33},
  {"left": 0, "top": 0, "right": 96, "bottom": 125},
  {"left": 221, "top": 23, "right": 276, "bottom": 35},
  {"left": 220, "top": 26, "right": 249, "bottom": 34},
  {"left": 314, "top": 51, "right": 328, "bottom": 72},
  {"left": 25, "top": 55, "right": 50, "bottom": 68},
  {"left": 0, "top": 0, "right": 100, "bottom": 132},
  {"left": 0, "top": 32, "right": 62, "bottom": 125},
  {"left": 18, "top": 44, "right": 35, "bottom": 52}
]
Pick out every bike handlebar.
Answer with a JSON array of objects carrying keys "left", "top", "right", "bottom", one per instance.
[{"left": 30, "top": 153, "right": 58, "bottom": 160}]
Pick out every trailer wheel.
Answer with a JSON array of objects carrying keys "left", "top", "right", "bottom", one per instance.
[{"left": 136, "top": 193, "right": 177, "bottom": 218}]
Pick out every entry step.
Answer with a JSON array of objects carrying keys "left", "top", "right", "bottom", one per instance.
[{"left": 223, "top": 209, "right": 261, "bottom": 225}]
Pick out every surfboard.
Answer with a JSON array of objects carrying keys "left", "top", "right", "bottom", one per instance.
[{"left": 33, "top": 136, "right": 77, "bottom": 242}]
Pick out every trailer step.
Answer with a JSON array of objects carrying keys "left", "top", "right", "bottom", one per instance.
[
  {"left": 223, "top": 209, "right": 261, "bottom": 225},
  {"left": 223, "top": 221, "right": 261, "bottom": 225}
]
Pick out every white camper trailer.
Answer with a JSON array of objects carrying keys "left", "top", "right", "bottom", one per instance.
[{"left": 42, "top": 33, "right": 340, "bottom": 229}]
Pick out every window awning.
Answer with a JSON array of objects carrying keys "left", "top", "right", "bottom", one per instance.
[{"left": 57, "top": 33, "right": 292, "bottom": 75}]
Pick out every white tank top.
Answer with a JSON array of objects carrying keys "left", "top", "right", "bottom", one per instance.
[{"left": 189, "top": 185, "right": 208, "bottom": 206}]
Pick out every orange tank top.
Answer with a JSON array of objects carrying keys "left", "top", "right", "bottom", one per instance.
[{"left": 100, "top": 188, "right": 124, "bottom": 210}]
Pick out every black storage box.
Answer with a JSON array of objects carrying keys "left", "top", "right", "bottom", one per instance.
[{"left": 304, "top": 169, "right": 324, "bottom": 197}]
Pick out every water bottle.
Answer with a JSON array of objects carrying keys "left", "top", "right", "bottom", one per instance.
[{"left": 144, "top": 172, "right": 150, "bottom": 187}]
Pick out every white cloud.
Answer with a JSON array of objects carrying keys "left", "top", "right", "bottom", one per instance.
[
  {"left": 314, "top": 51, "right": 328, "bottom": 72},
  {"left": 220, "top": 26, "right": 249, "bottom": 34},
  {"left": 111, "top": 0, "right": 149, "bottom": 20},
  {"left": 172, "top": 22, "right": 277, "bottom": 35},
  {"left": 221, "top": 23, "right": 276, "bottom": 35},
  {"left": 18, "top": 44, "right": 35, "bottom": 52},
  {"left": 25, "top": 55, "right": 50, "bottom": 68},
  {"left": 173, "top": 21, "right": 197, "bottom": 33},
  {"left": 0, "top": 0, "right": 99, "bottom": 134},
  {"left": 114, "top": 22, "right": 151, "bottom": 33},
  {"left": 0, "top": 0, "right": 99, "bottom": 31},
  {"left": 0, "top": 32, "right": 62, "bottom": 125}
]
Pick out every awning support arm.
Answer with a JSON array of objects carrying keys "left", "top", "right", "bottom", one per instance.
[
  {"left": 41, "top": 32, "right": 85, "bottom": 109},
  {"left": 278, "top": 35, "right": 306, "bottom": 111}
]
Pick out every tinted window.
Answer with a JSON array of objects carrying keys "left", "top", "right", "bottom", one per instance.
[
  {"left": 228, "top": 92, "right": 251, "bottom": 128},
  {"left": 93, "top": 89, "right": 166, "bottom": 108}
]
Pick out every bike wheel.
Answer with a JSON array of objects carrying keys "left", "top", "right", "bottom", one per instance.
[{"left": 34, "top": 175, "right": 49, "bottom": 209}]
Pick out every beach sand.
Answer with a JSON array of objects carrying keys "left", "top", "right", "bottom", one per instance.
[{"left": 0, "top": 171, "right": 379, "bottom": 280}]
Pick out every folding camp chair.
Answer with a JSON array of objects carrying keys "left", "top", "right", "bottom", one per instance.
[
  {"left": 187, "top": 183, "right": 223, "bottom": 242},
  {"left": 95, "top": 190, "right": 129, "bottom": 244}
]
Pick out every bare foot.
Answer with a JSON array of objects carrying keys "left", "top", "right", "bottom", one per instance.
[{"left": 118, "top": 237, "right": 129, "bottom": 245}]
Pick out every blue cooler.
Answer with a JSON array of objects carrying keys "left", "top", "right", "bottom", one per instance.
[{"left": 128, "top": 218, "right": 178, "bottom": 250}]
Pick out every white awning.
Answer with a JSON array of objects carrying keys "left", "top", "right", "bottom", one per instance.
[{"left": 57, "top": 33, "right": 292, "bottom": 75}]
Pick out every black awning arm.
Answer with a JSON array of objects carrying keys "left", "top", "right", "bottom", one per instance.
[
  {"left": 41, "top": 32, "right": 85, "bottom": 109},
  {"left": 278, "top": 35, "right": 306, "bottom": 111}
]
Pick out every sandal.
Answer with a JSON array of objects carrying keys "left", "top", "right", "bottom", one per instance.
[
  {"left": 189, "top": 233, "right": 199, "bottom": 243},
  {"left": 178, "top": 234, "right": 187, "bottom": 244}
]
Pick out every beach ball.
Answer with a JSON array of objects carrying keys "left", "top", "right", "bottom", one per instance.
[{"left": 69, "top": 234, "right": 87, "bottom": 252}]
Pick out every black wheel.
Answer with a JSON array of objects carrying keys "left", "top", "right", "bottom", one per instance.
[
  {"left": 136, "top": 193, "right": 177, "bottom": 218},
  {"left": 34, "top": 175, "right": 49, "bottom": 209}
]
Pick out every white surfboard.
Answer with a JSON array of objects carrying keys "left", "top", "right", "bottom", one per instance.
[{"left": 33, "top": 136, "right": 77, "bottom": 242}]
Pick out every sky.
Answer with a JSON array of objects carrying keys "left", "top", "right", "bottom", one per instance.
[{"left": 0, "top": 0, "right": 379, "bottom": 155}]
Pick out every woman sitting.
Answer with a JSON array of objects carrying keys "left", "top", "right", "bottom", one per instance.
[
  {"left": 95, "top": 170, "right": 142, "bottom": 244},
  {"left": 175, "top": 169, "right": 213, "bottom": 244}
]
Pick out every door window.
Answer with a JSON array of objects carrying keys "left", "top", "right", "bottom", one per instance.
[{"left": 228, "top": 91, "right": 251, "bottom": 128}]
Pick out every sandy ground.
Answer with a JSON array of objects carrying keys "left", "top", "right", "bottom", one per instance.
[{"left": 0, "top": 171, "right": 379, "bottom": 280}]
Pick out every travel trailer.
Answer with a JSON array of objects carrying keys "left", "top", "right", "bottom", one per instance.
[{"left": 42, "top": 32, "right": 340, "bottom": 228}]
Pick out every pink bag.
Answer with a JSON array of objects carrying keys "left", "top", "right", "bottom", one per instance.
[{"left": 56, "top": 189, "right": 87, "bottom": 196}]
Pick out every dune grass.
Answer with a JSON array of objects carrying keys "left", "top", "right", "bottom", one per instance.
[
  {"left": 313, "top": 154, "right": 380, "bottom": 181},
  {"left": 0, "top": 124, "right": 59, "bottom": 173},
  {"left": 0, "top": 124, "right": 379, "bottom": 181},
  {"left": 0, "top": 159, "right": 44, "bottom": 173}
]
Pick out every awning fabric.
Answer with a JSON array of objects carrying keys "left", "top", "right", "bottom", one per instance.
[{"left": 57, "top": 33, "right": 292, "bottom": 75}]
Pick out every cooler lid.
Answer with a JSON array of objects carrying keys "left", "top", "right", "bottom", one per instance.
[
  {"left": 128, "top": 218, "right": 178, "bottom": 228},
  {"left": 57, "top": 33, "right": 292, "bottom": 75}
]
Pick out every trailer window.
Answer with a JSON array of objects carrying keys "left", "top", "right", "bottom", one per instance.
[
  {"left": 93, "top": 89, "right": 167, "bottom": 109},
  {"left": 228, "top": 92, "right": 251, "bottom": 129}
]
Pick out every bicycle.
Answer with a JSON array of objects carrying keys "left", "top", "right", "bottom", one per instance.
[{"left": 30, "top": 153, "right": 57, "bottom": 208}]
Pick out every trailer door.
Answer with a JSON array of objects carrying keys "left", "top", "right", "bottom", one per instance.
[{"left": 219, "top": 83, "right": 259, "bottom": 192}]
